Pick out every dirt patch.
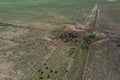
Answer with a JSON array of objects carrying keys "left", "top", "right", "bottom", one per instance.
[
  {"left": 93, "top": 31, "right": 106, "bottom": 37},
  {"left": 65, "top": 24, "right": 86, "bottom": 32},
  {"left": 44, "top": 45, "right": 56, "bottom": 60},
  {"left": 0, "top": 59, "right": 14, "bottom": 80},
  {"left": 11, "top": 70, "right": 24, "bottom": 80},
  {"left": 43, "top": 36, "right": 53, "bottom": 42},
  {"left": 27, "top": 22, "right": 57, "bottom": 30},
  {"left": 0, "top": 27, "right": 29, "bottom": 39},
  {"left": 84, "top": 5, "right": 98, "bottom": 27},
  {"left": 92, "top": 38, "right": 109, "bottom": 45},
  {"left": 0, "top": 39, "right": 17, "bottom": 50}
]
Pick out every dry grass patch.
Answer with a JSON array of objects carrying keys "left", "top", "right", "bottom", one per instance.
[{"left": 0, "top": 58, "right": 14, "bottom": 80}]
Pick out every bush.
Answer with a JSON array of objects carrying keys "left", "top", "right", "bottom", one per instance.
[
  {"left": 68, "top": 47, "right": 79, "bottom": 57},
  {"left": 51, "top": 29, "right": 65, "bottom": 39},
  {"left": 82, "top": 34, "right": 103, "bottom": 50}
]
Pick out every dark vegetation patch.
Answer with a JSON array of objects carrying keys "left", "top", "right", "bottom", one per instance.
[
  {"left": 51, "top": 27, "right": 104, "bottom": 44},
  {"left": 116, "top": 44, "right": 120, "bottom": 47},
  {"left": 114, "top": 40, "right": 120, "bottom": 47},
  {"left": 51, "top": 29, "right": 85, "bottom": 43},
  {"left": 43, "top": 63, "right": 46, "bottom": 65},
  {"left": 68, "top": 47, "right": 79, "bottom": 58},
  {"left": 58, "top": 31, "right": 84, "bottom": 43},
  {"left": 81, "top": 34, "right": 103, "bottom": 50},
  {"left": 50, "top": 70, "right": 53, "bottom": 73},
  {"left": 112, "top": 39, "right": 120, "bottom": 47},
  {"left": 51, "top": 29, "right": 65, "bottom": 39}
]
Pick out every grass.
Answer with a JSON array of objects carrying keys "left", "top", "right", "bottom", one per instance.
[
  {"left": 81, "top": 34, "right": 104, "bottom": 50},
  {"left": 68, "top": 46, "right": 79, "bottom": 57},
  {"left": 84, "top": 1, "right": 120, "bottom": 79},
  {"left": 103, "top": 1, "right": 120, "bottom": 24},
  {"left": 67, "top": 48, "right": 88, "bottom": 80},
  {"left": 67, "top": 34, "right": 104, "bottom": 80},
  {"left": 51, "top": 28, "right": 65, "bottom": 39},
  {"left": 0, "top": 0, "right": 98, "bottom": 25},
  {"left": 0, "top": 0, "right": 100, "bottom": 80}
]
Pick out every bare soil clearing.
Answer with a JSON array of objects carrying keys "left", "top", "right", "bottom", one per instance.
[{"left": 0, "top": 59, "right": 14, "bottom": 80}]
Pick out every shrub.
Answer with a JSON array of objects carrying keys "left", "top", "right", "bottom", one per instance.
[
  {"left": 82, "top": 34, "right": 103, "bottom": 50},
  {"left": 54, "top": 71, "right": 58, "bottom": 73},
  {"left": 51, "top": 29, "right": 65, "bottom": 39},
  {"left": 50, "top": 70, "right": 53, "bottom": 73},
  {"left": 46, "top": 67, "right": 48, "bottom": 69},
  {"left": 68, "top": 47, "right": 79, "bottom": 56},
  {"left": 38, "top": 69, "right": 41, "bottom": 72}
]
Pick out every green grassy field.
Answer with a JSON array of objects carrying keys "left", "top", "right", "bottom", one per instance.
[{"left": 0, "top": 0, "right": 98, "bottom": 25}]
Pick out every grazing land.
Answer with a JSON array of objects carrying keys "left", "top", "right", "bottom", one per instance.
[
  {"left": 0, "top": 0, "right": 120, "bottom": 80},
  {"left": 83, "top": 0, "right": 120, "bottom": 80}
]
